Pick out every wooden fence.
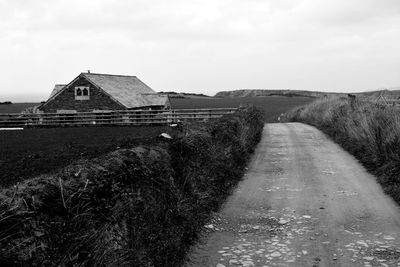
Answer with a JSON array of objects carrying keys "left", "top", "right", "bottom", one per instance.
[
  {"left": 382, "top": 99, "right": 400, "bottom": 107},
  {"left": 0, "top": 108, "right": 237, "bottom": 128}
]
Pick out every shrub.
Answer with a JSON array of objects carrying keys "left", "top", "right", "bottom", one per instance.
[
  {"left": 0, "top": 106, "right": 264, "bottom": 266},
  {"left": 284, "top": 97, "right": 400, "bottom": 203}
]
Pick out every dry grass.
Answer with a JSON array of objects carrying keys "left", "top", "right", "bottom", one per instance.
[{"left": 284, "top": 97, "right": 400, "bottom": 203}]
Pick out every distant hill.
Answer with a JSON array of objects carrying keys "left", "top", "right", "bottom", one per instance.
[
  {"left": 158, "top": 91, "right": 210, "bottom": 99},
  {"left": 215, "top": 89, "right": 344, "bottom": 98},
  {"left": 215, "top": 89, "right": 400, "bottom": 99},
  {"left": 354, "top": 89, "right": 400, "bottom": 99}
]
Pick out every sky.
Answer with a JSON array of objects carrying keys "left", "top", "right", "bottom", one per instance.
[{"left": 1, "top": 0, "right": 400, "bottom": 102}]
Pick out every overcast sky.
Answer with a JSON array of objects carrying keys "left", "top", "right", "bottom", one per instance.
[{"left": 1, "top": 0, "right": 400, "bottom": 101}]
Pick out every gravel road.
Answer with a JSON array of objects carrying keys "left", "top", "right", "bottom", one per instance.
[{"left": 185, "top": 123, "right": 400, "bottom": 267}]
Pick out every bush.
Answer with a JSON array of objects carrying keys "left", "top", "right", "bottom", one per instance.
[
  {"left": 0, "top": 106, "right": 264, "bottom": 266},
  {"left": 284, "top": 97, "right": 400, "bottom": 203}
]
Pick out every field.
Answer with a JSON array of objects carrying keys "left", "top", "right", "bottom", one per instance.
[
  {"left": 0, "top": 96, "right": 314, "bottom": 123},
  {"left": 0, "top": 96, "right": 312, "bottom": 187},
  {"left": 0, "top": 107, "right": 264, "bottom": 266},
  {"left": 0, "top": 126, "right": 173, "bottom": 187},
  {"left": 170, "top": 96, "right": 313, "bottom": 122},
  {"left": 0, "top": 102, "right": 40, "bottom": 113}
]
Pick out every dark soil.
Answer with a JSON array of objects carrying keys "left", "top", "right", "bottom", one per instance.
[{"left": 0, "top": 126, "right": 173, "bottom": 187}]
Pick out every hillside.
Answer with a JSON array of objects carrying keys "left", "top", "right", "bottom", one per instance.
[
  {"left": 215, "top": 88, "right": 400, "bottom": 99},
  {"left": 158, "top": 91, "right": 210, "bottom": 98},
  {"left": 354, "top": 88, "right": 400, "bottom": 99},
  {"left": 214, "top": 89, "right": 341, "bottom": 98}
]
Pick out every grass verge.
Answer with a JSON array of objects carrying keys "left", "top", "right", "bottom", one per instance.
[
  {"left": 0, "top": 106, "right": 264, "bottom": 266},
  {"left": 283, "top": 97, "right": 400, "bottom": 204}
]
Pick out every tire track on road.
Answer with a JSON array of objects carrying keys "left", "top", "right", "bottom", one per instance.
[{"left": 185, "top": 123, "right": 400, "bottom": 267}]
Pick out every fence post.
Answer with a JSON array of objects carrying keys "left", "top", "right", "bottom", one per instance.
[{"left": 0, "top": 108, "right": 238, "bottom": 127}]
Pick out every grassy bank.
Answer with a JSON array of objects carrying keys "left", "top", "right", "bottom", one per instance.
[
  {"left": 0, "top": 106, "right": 264, "bottom": 266},
  {"left": 284, "top": 97, "right": 400, "bottom": 203}
]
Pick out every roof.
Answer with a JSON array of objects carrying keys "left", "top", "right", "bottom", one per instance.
[
  {"left": 83, "top": 73, "right": 167, "bottom": 108},
  {"left": 46, "top": 73, "right": 169, "bottom": 109},
  {"left": 49, "top": 84, "right": 66, "bottom": 98},
  {"left": 140, "top": 94, "right": 171, "bottom": 108}
]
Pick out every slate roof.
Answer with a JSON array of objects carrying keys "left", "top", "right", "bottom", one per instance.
[
  {"left": 46, "top": 73, "right": 169, "bottom": 109},
  {"left": 82, "top": 73, "right": 168, "bottom": 108}
]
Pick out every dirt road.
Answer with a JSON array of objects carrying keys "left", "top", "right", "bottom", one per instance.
[{"left": 185, "top": 123, "right": 400, "bottom": 267}]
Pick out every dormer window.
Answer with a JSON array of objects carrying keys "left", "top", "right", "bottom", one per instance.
[{"left": 75, "top": 86, "right": 90, "bottom": 100}]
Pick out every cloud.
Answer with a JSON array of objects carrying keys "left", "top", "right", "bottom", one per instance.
[
  {"left": 296, "top": 0, "right": 400, "bottom": 25},
  {"left": 0, "top": 0, "right": 399, "bottom": 101}
]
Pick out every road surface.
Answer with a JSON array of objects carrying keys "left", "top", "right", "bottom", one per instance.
[{"left": 185, "top": 123, "right": 400, "bottom": 267}]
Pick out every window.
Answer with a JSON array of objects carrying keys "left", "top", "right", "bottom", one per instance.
[{"left": 75, "top": 86, "right": 90, "bottom": 100}]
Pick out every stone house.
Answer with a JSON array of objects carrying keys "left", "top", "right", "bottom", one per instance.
[{"left": 39, "top": 72, "right": 170, "bottom": 113}]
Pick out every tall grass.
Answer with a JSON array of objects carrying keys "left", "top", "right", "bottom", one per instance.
[
  {"left": 284, "top": 97, "right": 400, "bottom": 203},
  {"left": 0, "top": 106, "right": 264, "bottom": 266}
]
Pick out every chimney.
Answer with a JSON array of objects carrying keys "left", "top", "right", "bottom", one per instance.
[{"left": 87, "top": 70, "right": 91, "bottom": 73}]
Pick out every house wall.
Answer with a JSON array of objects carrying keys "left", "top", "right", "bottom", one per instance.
[{"left": 40, "top": 77, "right": 125, "bottom": 113}]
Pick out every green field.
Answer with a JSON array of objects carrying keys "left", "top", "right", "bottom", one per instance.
[
  {"left": 0, "top": 102, "right": 40, "bottom": 113},
  {"left": 171, "top": 96, "right": 314, "bottom": 122}
]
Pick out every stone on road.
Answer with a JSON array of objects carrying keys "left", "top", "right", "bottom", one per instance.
[{"left": 185, "top": 123, "right": 400, "bottom": 267}]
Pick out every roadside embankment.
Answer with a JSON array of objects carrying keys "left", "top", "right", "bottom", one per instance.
[
  {"left": 0, "top": 106, "right": 263, "bottom": 266},
  {"left": 283, "top": 97, "right": 400, "bottom": 204}
]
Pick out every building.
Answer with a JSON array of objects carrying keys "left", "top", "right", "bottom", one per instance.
[{"left": 39, "top": 72, "right": 170, "bottom": 113}]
